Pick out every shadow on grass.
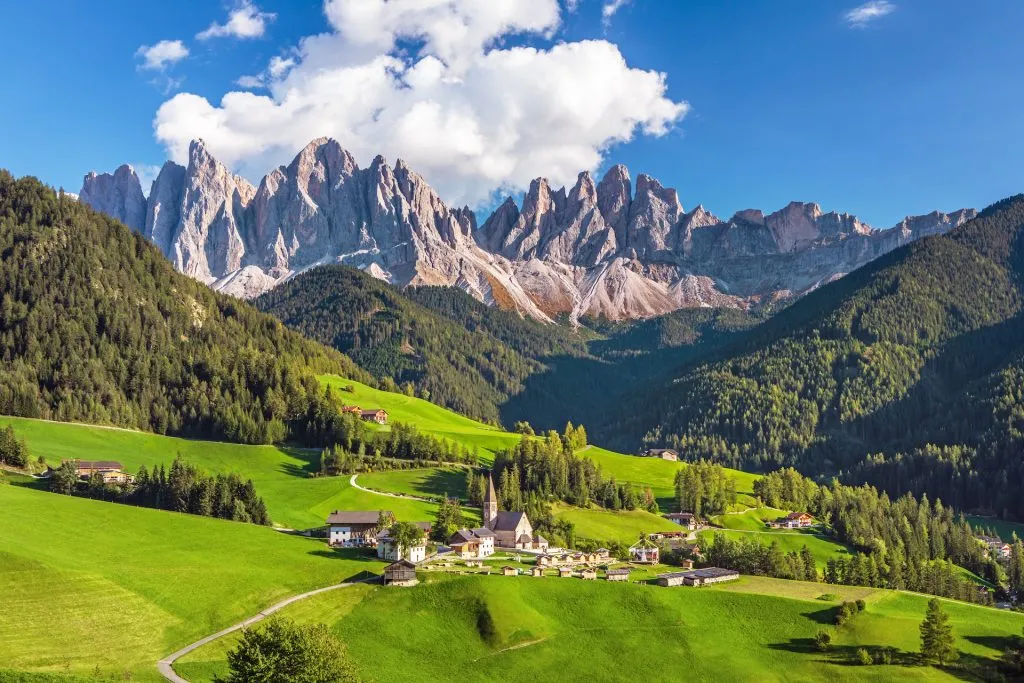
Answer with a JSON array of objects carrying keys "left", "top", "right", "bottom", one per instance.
[
  {"left": 277, "top": 446, "right": 321, "bottom": 478},
  {"left": 769, "top": 641, "right": 1006, "bottom": 681},
  {"left": 416, "top": 468, "right": 468, "bottom": 499},
  {"left": 802, "top": 606, "right": 841, "bottom": 626}
]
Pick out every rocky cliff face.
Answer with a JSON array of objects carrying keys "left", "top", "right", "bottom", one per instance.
[{"left": 81, "top": 138, "right": 977, "bottom": 322}]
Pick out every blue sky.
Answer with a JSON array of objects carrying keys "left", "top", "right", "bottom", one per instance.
[{"left": 1, "top": 0, "right": 1021, "bottom": 227}]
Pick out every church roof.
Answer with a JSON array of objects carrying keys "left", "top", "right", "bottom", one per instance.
[{"left": 491, "top": 511, "right": 527, "bottom": 531}]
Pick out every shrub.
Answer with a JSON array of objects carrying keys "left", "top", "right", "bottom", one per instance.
[
  {"left": 856, "top": 648, "right": 873, "bottom": 666},
  {"left": 855, "top": 599, "right": 866, "bottom": 612},
  {"left": 814, "top": 630, "right": 832, "bottom": 652},
  {"left": 817, "top": 593, "right": 839, "bottom": 601},
  {"left": 219, "top": 616, "right": 357, "bottom": 683}
]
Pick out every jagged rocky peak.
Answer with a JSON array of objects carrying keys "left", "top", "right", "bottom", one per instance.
[
  {"left": 145, "top": 161, "right": 186, "bottom": 255},
  {"left": 732, "top": 208, "right": 766, "bottom": 225},
  {"left": 597, "top": 164, "right": 632, "bottom": 245},
  {"left": 626, "top": 173, "right": 684, "bottom": 258},
  {"left": 80, "top": 163, "right": 147, "bottom": 233}
]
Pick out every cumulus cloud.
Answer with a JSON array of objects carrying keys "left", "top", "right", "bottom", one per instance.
[
  {"left": 197, "top": 1, "right": 275, "bottom": 40},
  {"left": 844, "top": 1, "right": 895, "bottom": 27},
  {"left": 153, "top": 0, "right": 687, "bottom": 206},
  {"left": 136, "top": 40, "right": 189, "bottom": 70}
]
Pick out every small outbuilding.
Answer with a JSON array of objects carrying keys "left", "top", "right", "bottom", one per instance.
[
  {"left": 502, "top": 566, "right": 518, "bottom": 577},
  {"left": 531, "top": 566, "right": 545, "bottom": 577},
  {"left": 558, "top": 567, "right": 573, "bottom": 578},
  {"left": 581, "top": 568, "right": 597, "bottom": 580},
  {"left": 606, "top": 568, "right": 631, "bottom": 582},
  {"left": 657, "top": 567, "right": 739, "bottom": 588},
  {"left": 383, "top": 560, "right": 418, "bottom": 587}
]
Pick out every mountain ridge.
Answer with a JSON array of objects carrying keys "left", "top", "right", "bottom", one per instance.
[{"left": 80, "top": 137, "right": 976, "bottom": 322}]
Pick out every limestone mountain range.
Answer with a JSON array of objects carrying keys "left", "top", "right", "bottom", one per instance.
[{"left": 80, "top": 137, "right": 976, "bottom": 322}]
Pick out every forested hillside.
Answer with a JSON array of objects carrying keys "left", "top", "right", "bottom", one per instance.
[
  {"left": 257, "top": 265, "right": 757, "bottom": 431},
  {"left": 0, "top": 171, "right": 369, "bottom": 444},
  {"left": 617, "top": 195, "right": 1024, "bottom": 518},
  {"left": 255, "top": 266, "right": 588, "bottom": 423}
]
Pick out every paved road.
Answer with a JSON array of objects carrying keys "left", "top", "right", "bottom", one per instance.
[
  {"left": 348, "top": 473, "right": 434, "bottom": 502},
  {"left": 157, "top": 579, "right": 373, "bottom": 682}
]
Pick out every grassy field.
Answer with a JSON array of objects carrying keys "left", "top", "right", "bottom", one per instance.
[
  {"left": 698, "top": 528, "right": 854, "bottom": 569},
  {"left": 714, "top": 507, "right": 791, "bottom": 531},
  {"left": 0, "top": 416, "right": 437, "bottom": 530},
  {"left": 551, "top": 503, "right": 682, "bottom": 544},
  {"left": 319, "top": 375, "right": 521, "bottom": 459},
  {"left": 175, "top": 573, "right": 1024, "bottom": 682},
  {"left": 0, "top": 484, "right": 384, "bottom": 681},
  {"left": 580, "top": 446, "right": 761, "bottom": 509},
  {"left": 357, "top": 466, "right": 470, "bottom": 501},
  {"left": 967, "top": 515, "right": 1024, "bottom": 541}
]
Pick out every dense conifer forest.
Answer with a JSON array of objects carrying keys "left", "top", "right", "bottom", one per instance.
[{"left": 614, "top": 196, "right": 1024, "bottom": 520}]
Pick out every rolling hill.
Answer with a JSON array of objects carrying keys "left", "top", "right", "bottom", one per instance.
[{"left": 175, "top": 573, "right": 1024, "bottom": 682}]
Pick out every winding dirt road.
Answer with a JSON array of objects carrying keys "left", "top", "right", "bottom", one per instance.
[{"left": 157, "top": 579, "right": 373, "bottom": 682}]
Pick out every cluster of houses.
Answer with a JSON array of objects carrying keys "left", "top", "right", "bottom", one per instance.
[
  {"left": 330, "top": 470, "right": 745, "bottom": 590},
  {"left": 340, "top": 405, "right": 389, "bottom": 425},
  {"left": 662, "top": 512, "right": 700, "bottom": 531}
]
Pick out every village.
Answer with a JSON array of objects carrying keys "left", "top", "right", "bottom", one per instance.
[{"left": 323, "top": 471, "right": 743, "bottom": 588}]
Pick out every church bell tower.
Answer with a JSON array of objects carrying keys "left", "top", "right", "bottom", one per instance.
[{"left": 483, "top": 472, "right": 498, "bottom": 529}]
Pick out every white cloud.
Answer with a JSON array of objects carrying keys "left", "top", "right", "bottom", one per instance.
[
  {"left": 136, "top": 40, "right": 189, "bottom": 70},
  {"left": 153, "top": 0, "right": 687, "bottom": 207},
  {"left": 235, "top": 74, "right": 265, "bottom": 89},
  {"left": 844, "top": 1, "right": 895, "bottom": 27},
  {"left": 565, "top": 0, "right": 580, "bottom": 11},
  {"left": 197, "top": 1, "right": 275, "bottom": 40},
  {"left": 601, "top": 0, "right": 630, "bottom": 27}
]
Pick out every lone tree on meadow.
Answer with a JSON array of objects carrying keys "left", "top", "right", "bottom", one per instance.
[
  {"left": 919, "top": 598, "right": 958, "bottom": 666},
  {"left": 218, "top": 616, "right": 357, "bottom": 683}
]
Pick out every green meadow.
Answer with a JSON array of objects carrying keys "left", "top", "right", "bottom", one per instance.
[
  {"left": 0, "top": 484, "right": 384, "bottom": 681},
  {"left": 176, "top": 573, "right": 1024, "bottom": 683},
  {"left": 319, "top": 375, "right": 521, "bottom": 459},
  {"left": 0, "top": 416, "right": 437, "bottom": 530}
]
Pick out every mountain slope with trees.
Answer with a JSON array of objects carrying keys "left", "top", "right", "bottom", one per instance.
[
  {"left": 0, "top": 171, "right": 369, "bottom": 445},
  {"left": 616, "top": 194, "right": 1024, "bottom": 518},
  {"left": 255, "top": 265, "right": 588, "bottom": 424}
]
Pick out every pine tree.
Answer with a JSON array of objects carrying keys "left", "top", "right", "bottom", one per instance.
[{"left": 919, "top": 598, "right": 958, "bottom": 666}]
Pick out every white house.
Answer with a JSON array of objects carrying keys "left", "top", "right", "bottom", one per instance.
[
  {"left": 325, "top": 510, "right": 389, "bottom": 548},
  {"left": 376, "top": 530, "right": 426, "bottom": 564},
  {"left": 449, "top": 527, "right": 495, "bottom": 559}
]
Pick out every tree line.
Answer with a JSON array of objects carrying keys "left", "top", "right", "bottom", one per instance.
[{"left": 49, "top": 456, "right": 271, "bottom": 526}]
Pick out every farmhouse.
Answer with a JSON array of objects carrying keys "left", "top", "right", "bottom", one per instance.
[
  {"left": 360, "top": 409, "right": 388, "bottom": 424},
  {"left": 68, "top": 460, "right": 133, "bottom": 484},
  {"left": 376, "top": 528, "right": 427, "bottom": 564},
  {"left": 657, "top": 567, "right": 740, "bottom": 587},
  {"left": 383, "top": 560, "right": 418, "bottom": 587},
  {"left": 325, "top": 510, "right": 389, "bottom": 547},
  {"left": 978, "top": 535, "right": 1012, "bottom": 559},
  {"left": 629, "top": 539, "right": 660, "bottom": 564},
  {"left": 770, "top": 512, "right": 813, "bottom": 529},
  {"left": 606, "top": 568, "right": 631, "bottom": 582},
  {"left": 340, "top": 405, "right": 362, "bottom": 414},
  {"left": 449, "top": 527, "right": 495, "bottom": 559},
  {"left": 481, "top": 473, "right": 548, "bottom": 550},
  {"left": 643, "top": 448, "right": 678, "bottom": 461},
  {"left": 663, "top": 512, "right": 699, "bottom": 530}
]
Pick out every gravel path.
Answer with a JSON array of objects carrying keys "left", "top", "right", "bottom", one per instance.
[{"left": 157, "top": 579, "right": 373, "bottom": 682}]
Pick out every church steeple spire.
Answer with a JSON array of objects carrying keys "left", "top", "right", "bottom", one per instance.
[{"left": 483, "top": 471, "right": 498, "bottom": 529}]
